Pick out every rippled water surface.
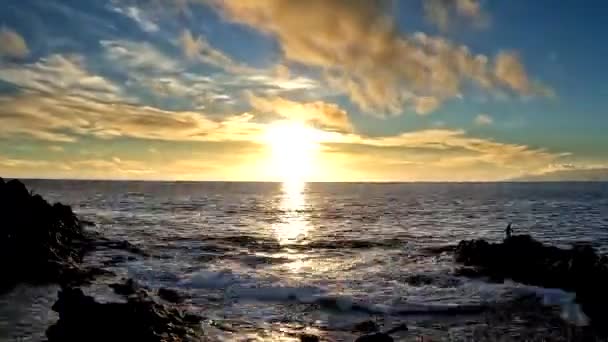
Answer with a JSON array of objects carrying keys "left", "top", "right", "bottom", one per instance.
[{"left": 2, "top": 181, "right": 608, "bottom": 341}]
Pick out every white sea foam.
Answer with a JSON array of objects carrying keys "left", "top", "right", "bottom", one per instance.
[{"left": 508, "top": 282, "right": 589, "bottom": 326}]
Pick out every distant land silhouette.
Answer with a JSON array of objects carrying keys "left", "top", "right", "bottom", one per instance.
[{"left": 512, "top": 168, "right": 608, "bottom": 181}]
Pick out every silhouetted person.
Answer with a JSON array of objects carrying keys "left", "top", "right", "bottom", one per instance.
[{"left": 505, "top": 223, "right": 513, "bottom": 239}]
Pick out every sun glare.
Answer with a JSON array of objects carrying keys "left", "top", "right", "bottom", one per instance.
[{"left": 263, "top": 121, "right": 322, "bottom": 184}]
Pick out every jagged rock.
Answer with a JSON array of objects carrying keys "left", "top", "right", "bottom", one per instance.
[
  {"left": 454, "top": 234, "right": 608, "bottom": 332},
  {"left": 299, "top": 333, "right": 320, "bottom": 342},
  {"left": 109, "top": 278, "right": 143, "bottom": 296},
  {"left": 353, "top": 320, "right": 379, "bottom": 333},
  {"left": 0, "top": 178, "right": 98, "bottom": 292},
  {"left": 46, "top": 285, "right": 203, "bottom": 342},
  {"left": 158, "top": 287, "right": 185, "bottom": 304}
]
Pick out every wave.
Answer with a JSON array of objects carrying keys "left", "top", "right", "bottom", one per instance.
[{"left": 196, "top": 235, "right": 410, "bottom": 252}]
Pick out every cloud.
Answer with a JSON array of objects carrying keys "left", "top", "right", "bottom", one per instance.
[
  {"left": 48, "top": 145, "right": 65, "bottom": 152},
  {"left": 101, "top": 40, "right": 179, "bottom": 73},
  {"left": 474, "top": 113, "right": 493, "bottom": 126},
  {"left": 513, "top": 163, "right": 608, "bottom": 181},
  {"left": 110, "top": 5, "right": 160, "bottom": 32},
  {"left": 0, "top": 27, "right": 29, "bottom": 59},
  {"left": 0, "top": 92, "right": 263, "bottom": 142},
  {"left": 213, "top": 0, "right": 548, "bottom": 116},
  {"left": 322, "top": 128, "right": 565, "bottom": 181},
  {"left": 414, "top": 96, "right": 440, "bottom": 115},
  {"left": 0, "top": 53, "right": 268, "bottom": 143},
  {"left": 424, "top": 0, "right": 488, "bottom": 31},
  {"left": 248, "top": 95, "right": 352, "bottom": 132},
  {"left": 0, "top": 149, "right": 269, "bottom": 180},
  {"left": 0, "top": 54, "right": 122, "bottom": 101},
  {"left": 179, "top": 29, "right": 252, "bottom": 73},
  {"left": 100, "top": 38, "right": 320, "bottom": 109},
  {"left": 494, "top": 51, "right": 554, "bottom": 97}
]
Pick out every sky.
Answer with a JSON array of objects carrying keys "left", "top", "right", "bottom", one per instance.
[{"left": 0, "top": 0, "right": 607, "bottom": 181}]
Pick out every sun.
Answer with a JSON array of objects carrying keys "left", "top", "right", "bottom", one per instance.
[{"left": 263, "top": 121, "right": 322, "bottom": 184}]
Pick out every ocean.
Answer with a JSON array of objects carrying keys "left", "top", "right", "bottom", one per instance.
[{"left": 1, "top": 181, "right": 608, "bottom": 341}]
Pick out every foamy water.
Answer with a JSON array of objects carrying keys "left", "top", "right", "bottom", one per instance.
[{"left": 1, "top": 181, "right": 607, "bottom": 341}]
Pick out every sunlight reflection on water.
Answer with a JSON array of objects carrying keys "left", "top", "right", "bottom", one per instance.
[{"left": 272, "top": 180, "right": 311, "bottom": 245}]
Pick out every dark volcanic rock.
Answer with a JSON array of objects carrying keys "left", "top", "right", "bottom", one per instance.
[
  {"left": 353, "top": 320, "right": 379, "bottom": 333},
  {"left": 455, "top": 234, "right": 608, "bottom": 331},
  {"left": 158, "top": 287, "right": 185, "bottom": 304},
  {"left": 0, "top": 178, "right": 99, "bottom": 292},
  {"left": 299, "top": 333, "right": 320, "bottom": 342},
  {"left": 46, "top": 285, "right": 203, "bottom": 342},
  {"left": 109, "top": 278, "right": 144, "bottom": 296}
]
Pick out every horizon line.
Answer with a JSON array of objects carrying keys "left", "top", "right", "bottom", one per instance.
[{"left": 5, "top": 177, "right": 608, "bottom": 184}]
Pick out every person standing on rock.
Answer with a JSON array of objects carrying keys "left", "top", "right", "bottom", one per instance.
[{"left": 505, "top": 223, "right": 513, "bottom": 239}]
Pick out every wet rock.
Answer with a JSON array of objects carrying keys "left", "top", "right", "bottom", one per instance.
[
  {"left": 109, "top": 278, "right": 144, "bottom": 296},
  {"left": 0, "top": 179, "right": 96, "bottom": 292},
  {"left": 454, "top": 234, "right": 608, "bottom": 332},
  {"left": 46, "top": 285, "right": 203, "bottom": 342},
  {"left": 404, "top": 274, "right": 435, "bottom": 286},
  {"left": 353, "top": 320, "right": 379, "bottom": 333},
  {"left": 300, "top": 333, "right": 320, "bottom": 342},
  {"left": 384, "top": 323, "right": 408, "bottom": 335},
  {"left": 158, "top": 287, "right": 185, "bottom": 304},
  {"left": 354, "top": 332, "right": 394, "bottom": 342}
]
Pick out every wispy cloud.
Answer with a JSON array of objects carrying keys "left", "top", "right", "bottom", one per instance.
[
  {"left": 101, "top": 40, "right": 179, "bottom": 73},
  {"left": 494, "top": 51, "right": 554, "bottom": 97},
  {"left": 322, "top": 128, "right": 565, "bottom": 181},
  {"left": 423, "top": 0, "right": 489, "bottom": 31},
  {"left": 475, "top": 113, "right": 493, "bottom": 126},
  {"left": 110, "top": 5, "right": 160, "bottom": 32},
  {"left": 0, "top": 54, "right": 122, "bottom": 101},
  {"left": 179, "top": 29, "right": 252, "bottom": 73}
]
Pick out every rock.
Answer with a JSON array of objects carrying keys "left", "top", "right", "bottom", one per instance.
[
  {"left": 0, "top": 179, "right": 96, "bottom": 292},
  {"left": 354, "top": 332, "right": 394, "bottom": 342},
  {"left": 300, "top": 333, "right": 320, "bottom": 342},
  {"left": 454, "top": 234, "right": 608, "bottom": 332},
  {"left": 404, "top": 274, "right": 435, "bottom": 286},
  {"left": 46, "top": 285, "right": 203, "bottom": 342},
  {"left": 353, "top": 320, "right": 379, "bottom": 333},
  {"left": 158, "top": 287, "right": 185, "bottom": 304},
  {"left": 109, "top": 278, "right": 143, "bottom": 296},
  {"left": 384, "top": 323, "right": 408, "bottom": 335}
]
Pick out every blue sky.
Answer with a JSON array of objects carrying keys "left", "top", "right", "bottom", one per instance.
[{"left": 0, "top": 0, "right": 606, "bottom": 181}]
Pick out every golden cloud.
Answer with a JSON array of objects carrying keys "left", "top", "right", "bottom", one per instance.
[
  {"left": 214, "top": 0, "right": 550, "bottom": 115},
  {"left": 323, "top": 128, "right": 564, "bottom": 181},
  {"left": 248, "top": 94, "right": 352, "bottom": 132}
]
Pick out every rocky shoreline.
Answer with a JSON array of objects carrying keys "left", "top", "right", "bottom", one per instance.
[
  {"left": 455, "top": 234, "right": 608, "bottom": 333},
  {"left": 0, "top": 177, "right": 102, "bottom": 292},
  {"left": 0, "top": 179, "right": 206, "bottom": 342},
  {"left": 2, "top": 177, "right": 607, "bottom": 341},
  {"left": 47, "top": 280, "right": 204, "bottom": 342}
]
